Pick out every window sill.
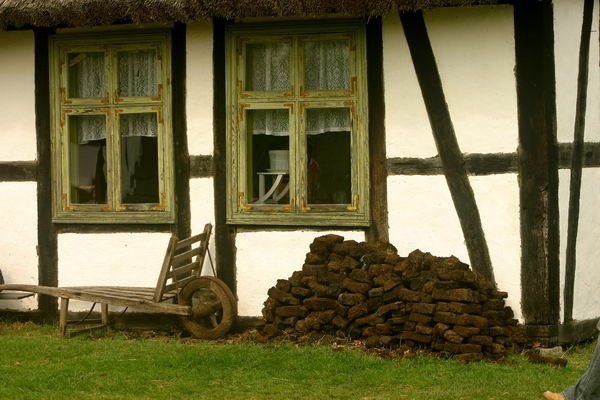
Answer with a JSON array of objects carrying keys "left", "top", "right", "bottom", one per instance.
[{"left": 53, "top": 210, "right": 175, "bottom": 224}]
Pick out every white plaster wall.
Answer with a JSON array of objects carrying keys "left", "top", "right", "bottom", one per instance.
[
  {"left": 186, "top": 22, "right": 215, "bottom": 156},
  {"left": 554, "top": 0, "right": 600, "bottom": 143},
  {"left": 0, "top": 183, "right": 38, "bottom": 311},
  {"left": 236, "top": 230, "right": 365, "bottom": 316},
  {"left": 387, "top": 174, "right": 522, "bottom": 321},
  {"left": 558, "top": 169, "right": 600, "bottom": 322},
  {"left": 57, "top": 232, "right": 171, "bottom": 311},
  {"left": 383, "top": 6, "right": 518, "bottom": 158},
  {"left": 189, "top": 177, "right": 217, "bottom": 275},
  {"left": 0, "top": 31, "right": 36, "bottom": 161}
]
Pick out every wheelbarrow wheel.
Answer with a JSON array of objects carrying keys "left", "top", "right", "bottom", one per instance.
[{"left": 179, "top": 276, "right": 237, "bottom": 340}]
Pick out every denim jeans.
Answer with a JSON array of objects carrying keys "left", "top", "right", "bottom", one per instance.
[{"left": 563, "top": 324, "right": 600, "bottom": 400}]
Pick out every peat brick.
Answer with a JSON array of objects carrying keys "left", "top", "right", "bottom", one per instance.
[
  {"left": 338, "top": 293, "right": 366, "bottom": 306},
  {"left": 453, "top": 326, "right": 480, "bottom": 338},
  {"left": 433, "top": 311, "right": 457, "bottom": 325},
  {"left": 432, "top": 288, "right": 479, "bottom": 303},
  {"left": 303, "top": 297, "right": 337, "bottom": 311},
  {"left": 276, "top": 306, "right": 308, "bottom": 318},
  {"left": 342, "top": 278, "right": 371, "bottom": 294},
  {"left": 412, "top": 303, "right": 436, "bottom": 315},
  {"left": 400, "top": 331, "right": 432, "bottom": 343},
  {"left": 455, "top": 314, "right": 488, "bottom": 329}
]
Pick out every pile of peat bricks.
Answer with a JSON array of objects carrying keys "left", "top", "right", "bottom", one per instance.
[{"left": 261, "top": 234, "right": 526, "bottom": 362}]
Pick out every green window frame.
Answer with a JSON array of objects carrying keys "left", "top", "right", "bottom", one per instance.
[
  {"left": 50, "top": 31, "right": 174, "bottom": 224},
  {"left": 226, "top": 21, "right": 370, "bottom": 226}
]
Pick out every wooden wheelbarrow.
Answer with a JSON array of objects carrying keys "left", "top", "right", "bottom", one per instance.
[{"left": 0, "top": 224, "right": 237, "bottom": 339}]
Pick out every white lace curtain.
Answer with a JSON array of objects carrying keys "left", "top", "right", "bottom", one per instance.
[
  {"left": 248, "top": 40, "right": 351, "bottom": 136},
  {"left": 72, "top": 51, "right": 158, "bottom": 143}
]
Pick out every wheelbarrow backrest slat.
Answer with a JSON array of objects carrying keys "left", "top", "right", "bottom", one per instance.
[{"left": 153, "top": 223, "right": 212, "bottom": 303}]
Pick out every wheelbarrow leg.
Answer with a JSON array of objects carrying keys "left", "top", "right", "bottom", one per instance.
[
  {"left": 101, "top": 303, "right": 109, "bottom": 326},
  {"left": 59, "top": 297, "right": 69, "bottom": 336}
]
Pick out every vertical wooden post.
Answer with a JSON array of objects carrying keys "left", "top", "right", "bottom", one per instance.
[
  {"left": 35, "top": 28, "right": 59, "bottom": 320},
  {"left": 172, "top": 23, "right": 192, "bottom": 240},
  {"left": 400, "top": 11, "right": 495, "bottom": 285},
  {"left": 213, "top": 18, "right": 237, "bottom": 295},
  {"left": 564, "top": 0, "right": 594, "bottom": 323},
  {"left": 365, "top": 17, "right": 390, "bottom": 244},
  {"left": 514, "top": 0, "right": 560, "bottom": 339}
]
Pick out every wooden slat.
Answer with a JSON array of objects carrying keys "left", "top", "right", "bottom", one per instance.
[
  {"left": 175, "top": 233, "right": 206, "bottom": 250},
  {"left": 70, "top": 288, "right": 155, "bottom": 302},
  {"left": 153, "top": 235, "right": 179, "bottom": 302},
  {"left": 0, "top": 284, "right": 191, "bottom": 315},
  {"left": 171, "top": 247, "right": 203, "bottom": 267},
  {"left": 169, "top": 261, "right": 199, "bottom": 279},
  {"left": 0, "top": 292, "right": 35, "bottom": 300},
  {"left": 163, "top": 275, "right": 196, "bottom": 294}
]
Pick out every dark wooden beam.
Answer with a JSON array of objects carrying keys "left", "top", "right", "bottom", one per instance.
[
  {"left": 388, "top": 153, "right": 519, "bottom": 176},
  {"left": 0, "top": 161, "right": 37, "bottom": 181},
  {"left": 171, "top": 23, "right": 192, "bottom": 239},
  {"left": 189, "top": 155, "right": 214, "bottom": 178},
  {"left": 399, "top": 10, "right": 495, "bottom": 285},
  {"left": 559, "top": 318, "right": 600, "bottom": 345},
  {"left": 213, "top": 18, "right": 237, "bottom": 296},
  {"left": 365, "top": 17, "right": 389, "bottom": 244},
  {"left": 34, "top": 28, "right": 58, "bottom": 320},
  {"left": 563, "top": 0, "right": 594, "bottom": 323},
  {"left": 514, "top": 0, "right": 560, "bottom": 330}
]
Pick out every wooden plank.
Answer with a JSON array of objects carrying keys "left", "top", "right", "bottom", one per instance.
[
  {"left": 564, "top": 0, "right": 594, "bottom": 323},
  {"left": 169, "top": 261, "right": 199, "bottom": 279},
  {"left": 153, "top": 235, "right": 179, "bottom": 302},
  {"left": 171, "top": 247, "right": 203, "bottom": 266},
  {"left": 365, "top": 17, "right": 389, "bottom": 244},
  {"left": 514, "top": 0, "right": 560, "bottom": 329},
  {"left": 175, "top": 233, "right": 205, "bottom": 250},
  {"left": 399, "top": 11, "right": 495, "bottom": 285},
  {"left": 163, "top": 275, "right": 195, "bottom": 294},
  {"left": 0, "top": 284, "right": 191, "bottom": 315},
  {"left": 69, "top": 288, "right": 155, "bottom": 301},
  {"left": 0, "top": 292, "right": 35, "bottom": 300}
]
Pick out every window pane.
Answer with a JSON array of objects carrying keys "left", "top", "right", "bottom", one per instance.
[
  {"left": 68, "top": 52, "right": 106, "bottom": 98},
  {"left": 118, "top": 50, "right": 158, "bottom": 97},
  {"left": 304, "top": 40, "right": 350, "bottom": 91},
  {"left": 306, "top": 108, "right": 351, "bottom": 205},
  {"left": 68, "top": 115, "right": 107, "bottom": 204},
  {"left": 246, "top": 109, "right": 290, "bottom": 204},
  {"left": 245, "top": 43, "right": 290, "bottom": 91},
  {"left": 119, "top": 113, "right": 159, "bottom": 204}
]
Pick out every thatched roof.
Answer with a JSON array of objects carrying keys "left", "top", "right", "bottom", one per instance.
[{"left": 0, "top": 0, "right": 501, "bottom": 30}]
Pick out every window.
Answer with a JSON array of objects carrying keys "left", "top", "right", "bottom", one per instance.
[
  {"left": 50, "top": 31, "right": 174, "bottom": 223},
  {"left": 226, "top": 22, "right": 370, "bottom": 226}
]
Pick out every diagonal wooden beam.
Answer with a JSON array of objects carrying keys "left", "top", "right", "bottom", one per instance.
[
  {"left": 399, "top": 11, "right": 495, "bottom": 285},
  {"left": 564, "top": 0, "right": 594, "bottom": 323}
]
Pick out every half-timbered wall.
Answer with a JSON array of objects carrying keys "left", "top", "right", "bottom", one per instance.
[
  {"left": 0, "top": 31, "right": 38, "bottom": 311},
  {"left": 382, "top": 6, "right": 522, "bottom": 319},
  {"left": 554, "top": 0, "right": 600, "bottom": 322}
]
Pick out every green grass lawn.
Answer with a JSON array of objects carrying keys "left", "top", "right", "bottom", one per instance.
[{"left": 0, "top": 322, "right": 595, "bottom": 400}]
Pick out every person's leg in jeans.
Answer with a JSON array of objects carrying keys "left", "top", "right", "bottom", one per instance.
[{"left": 544, "top": 337, "right": 600, "bottom": 400}]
